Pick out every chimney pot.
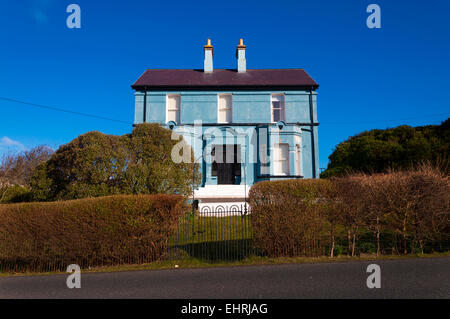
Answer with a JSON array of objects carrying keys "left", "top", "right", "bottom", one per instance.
[
  {"left": 204, "top": 38, "right": 213, "bottom": 73},
  {"left": 236, "top": 38, "right": 246, "bottom": 73}
]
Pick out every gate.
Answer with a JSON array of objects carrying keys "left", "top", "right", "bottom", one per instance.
[{"left": 168, "top": 204, "right": 253, "bottom": 261}]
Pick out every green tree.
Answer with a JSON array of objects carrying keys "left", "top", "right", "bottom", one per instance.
[
  {"left": 321, "top": 118, "right": 449, "bottom": 178},
  {"left": 121, "top": 123, "right": 197, "bottom": 196},
  {"left": 31, "top": 124, "right": 199, "bottom": 201}
]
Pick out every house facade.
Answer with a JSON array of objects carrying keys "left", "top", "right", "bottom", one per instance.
[{"left": 132, "top": 39, "right": 319, "bottom": 211}]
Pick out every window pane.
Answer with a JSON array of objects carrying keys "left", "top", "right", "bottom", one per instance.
[
  {"left": 168, "top": 95, "right": 180, "bottom": 110},
  {"left": 273, "top": 109, "right": 280, "bottom": 122},
  {"left": 274, "top": 144, "right": 289, "bottom": 175},
  {"left": 168, "top": 110, "right": 180, "bottom": 123},
  {"left": 167, "top": 95, "right": 180, "bottom": 123},
  {"left": 226, "top": 108, "right": 232, "bottom": 123},
  {"left": 225, "top": 95, "right": 232, "bottom": 108},
  {"left": 215, "top": 145, "right": 224, "bottom": 163},
  {"left": 168, "top": 97, "right": 174, "bottom": 110},
  {"left": 218, "top": 94, "right": 232, "bottom": 123},
  {"left": 272, "top": 95, "right": 285, "bottom": 122},
  {"left": 281, "top": 159, "right": 289, "bottom": 175},
  {"left": 220, "top": 94, "right": 232, "bottom": 108},
  {"left": 225, "top": 145, "right": 234, "bottom": 164},
  {"left": 218, "top": 109, "right": 226, "bottom": 123},
  {"left": 219, "top": 95, "right": 225, "bottom": 107},
  {"left": 280, "top": 144, "right": 289, "bottom": 175}
]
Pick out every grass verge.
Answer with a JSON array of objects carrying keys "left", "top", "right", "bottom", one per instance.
[{"left": 2, "top": 251, "right": 449, "bottom": 278}]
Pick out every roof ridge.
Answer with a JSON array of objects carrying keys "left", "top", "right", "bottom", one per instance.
[{"left": 144, "top": 68, "right": 306, "bottom": 71}]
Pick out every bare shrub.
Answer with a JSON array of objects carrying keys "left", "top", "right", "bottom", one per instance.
[
  {"left": 249, "top": 163, "right": 449, "bottom": 258},
  {"left": 249, "top": 179, "right": 330, "bottom": 258},
  {"left": 0, "top": 146, "right": 53, "bottom": 187}
]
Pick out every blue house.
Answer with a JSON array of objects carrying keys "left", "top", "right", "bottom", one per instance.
[{"left": 132, "top": 39, "right": 319, "bottom": 211}]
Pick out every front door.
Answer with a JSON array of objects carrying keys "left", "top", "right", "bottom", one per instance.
[
  {"left": 217, "top": 162, "right": 234, "bottom": 184},
  {"left": 214, "top": 145, "right": 241, "bottom": 185}
]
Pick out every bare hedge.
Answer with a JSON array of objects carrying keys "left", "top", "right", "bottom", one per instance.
[
  {"left": 0, "top": 194, "right": 185, "bottom": 272},
  {"left": 249, "top": 165, "right": 450, "bottom": 258},
  {"left": 249, "top": 179, "right": 332, "bottom": 257}
]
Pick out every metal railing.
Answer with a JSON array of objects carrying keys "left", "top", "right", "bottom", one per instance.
[{"left": 167, "top": 206, "right": 254, "bottom": 261}]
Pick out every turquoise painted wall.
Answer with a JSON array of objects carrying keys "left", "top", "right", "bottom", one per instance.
[
  {"left": 134, "top": 89, "right": 319, "bottom": 184},
  {"left": 232, "top": 92, "right": 271, "bottom": 123}
]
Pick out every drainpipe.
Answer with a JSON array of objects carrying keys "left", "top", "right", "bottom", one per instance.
[
  {"left": 143, "top": 87, "right": 147, "bottom": 123},
  {"left": 243, "top": 153, "right": 247, "bottom": 214},
  {"left": 309, "top": 87, "right": 317, "bottom": 178}
]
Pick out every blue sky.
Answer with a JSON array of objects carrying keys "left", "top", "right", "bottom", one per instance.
[{"left": 0, "top": 0, "right": 449, "bottom": 170}]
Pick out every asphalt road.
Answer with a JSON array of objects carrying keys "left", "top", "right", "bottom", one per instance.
[{"left": 0, "top": 257, "right": 449, "bottom": 299}]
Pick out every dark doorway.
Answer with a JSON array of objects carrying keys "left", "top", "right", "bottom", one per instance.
[{"left": 212, "top": 144, "right": 241, "bottom": 185}]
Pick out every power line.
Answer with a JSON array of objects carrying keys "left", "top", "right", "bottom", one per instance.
[
  {"left": 320, "top": 113, "right": 449, "bottom": 126},
  {"left": 1, "top": 96, "right": 448, "bottom": 127},
  {"left": 0, "top": 97, "right": 132, "bottom": 125}
]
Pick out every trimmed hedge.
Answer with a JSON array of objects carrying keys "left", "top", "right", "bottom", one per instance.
[
  {"left": 0, "top": 194, "right": 185, "bottom": 272},
  {"left": 249, "top": 179, "right": 332, "bottom": 257},
  {"left": 249, "top": 166, "right": 450, "bottom": 258}
]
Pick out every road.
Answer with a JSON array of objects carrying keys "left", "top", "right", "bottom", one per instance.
[{"left": 0, "top": 257, "right": 448, "bottom": 299}]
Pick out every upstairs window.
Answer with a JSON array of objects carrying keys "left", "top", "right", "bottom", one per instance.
[
  {"left": 271, "top": 94, "right": 285, "bottom": 122},
  {"left": 218, "top": 94, "right": 232, "bottom": 123},
  {"left": 273, "top": 143, "right": 290, "bottom": 175},
  {"left": 167, "top": 94, "right": 181, "bottom": 123}
]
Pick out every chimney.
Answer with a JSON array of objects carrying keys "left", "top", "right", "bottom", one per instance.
[
  {"left": 236, "top": 38, "right": 246, "bottom": 73},
  {"left": 204, "top": 38, "right": 213, "bottom": 73}
]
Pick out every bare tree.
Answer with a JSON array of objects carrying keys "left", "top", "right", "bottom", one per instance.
[{"left": 0, "top": 146, "right": 53, "bottom": 187}]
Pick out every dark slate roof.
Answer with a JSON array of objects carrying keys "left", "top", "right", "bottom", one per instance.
[{"left": 131, "top": 69, "right": 318, "bottom": 90}]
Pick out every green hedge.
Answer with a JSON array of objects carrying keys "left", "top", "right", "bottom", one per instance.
[{"left": 0, "top": 194, "right": 185, "bottom": 272}]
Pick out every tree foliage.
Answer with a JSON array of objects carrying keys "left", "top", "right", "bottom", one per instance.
[
  {"left": 30, "top": 123, "right": 199, "bottom": 201},
  {"left": 321, "top": 118, "right": 449, "bottom": 178},
  {"left": 0, "top": 146, "right": 53, "bottom": 203}
]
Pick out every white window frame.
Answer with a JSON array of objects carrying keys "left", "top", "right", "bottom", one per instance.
[
  {"left": 296, "top": 144, "right": 301, "bottom": 176},
  {"left": 218, "top": 93, "right": 232, "bottom": 123},
  {"left": 273, "top": 143, "right": 290, "bottom": 176},
  {"left": 166, "top": 94, "right": 181, "bottom": 124},
  {"left": 271, "top": 93, "right": 286, "bottom": 123}
]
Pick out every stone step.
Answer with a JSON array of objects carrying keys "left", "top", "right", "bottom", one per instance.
[{"left": 194, "top": 185, "right": 250, "bottom": 199}]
